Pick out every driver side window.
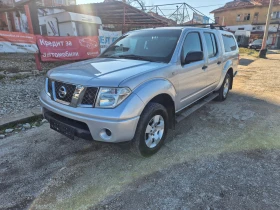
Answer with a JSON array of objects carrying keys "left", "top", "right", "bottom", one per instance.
[{"left": 182, "top": 32, "right": 203, "bottom": 59}]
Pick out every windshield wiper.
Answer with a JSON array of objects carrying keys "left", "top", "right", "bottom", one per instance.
[{"left": 118, "top": 54, "right": 153, "bottom": 62}]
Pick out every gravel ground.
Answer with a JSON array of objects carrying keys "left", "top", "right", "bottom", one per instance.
[
  {"left": 0, "top": 75, "right": 44, "bottom": 119},
  {"left": 0, "top": 54, "right": 280, "bottom": 210},
  {"left": 93, "top": 149, "right": 280, "bottom": 210},
  {"left": 0, "top": 54, "right": 71, "bottom": 72}
]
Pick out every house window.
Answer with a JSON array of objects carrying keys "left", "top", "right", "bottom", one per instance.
[
  {"left": 215, "top": 17, "right": 220, "bottom": 24},
  {"left": 272, "top": 11, "right": 280, "bottom": 19},
  {"left": 236, "top": 14, "right": 241, "bottom": 21},
  {"left": 253, "top": 12, "right": 259, "bottom": 23},
  {"left": 244, "top": 13, "right": 250, "bottom": 21}
]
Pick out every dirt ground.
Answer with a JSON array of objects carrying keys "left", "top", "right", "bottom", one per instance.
[{"left": 0, "top": 53, "right": 280, "bottom": 210}]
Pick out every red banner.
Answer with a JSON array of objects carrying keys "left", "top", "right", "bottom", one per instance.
[
  {"left": 0, "top": 31, "right": 38, "bottom": 53},
  {"left": 36, "top": 36, "right": 100, "bottom": 61}
]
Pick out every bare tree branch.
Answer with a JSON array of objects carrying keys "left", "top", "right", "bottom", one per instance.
[{"left": 126, "top": 0, "right": 146, "bottom": 11}]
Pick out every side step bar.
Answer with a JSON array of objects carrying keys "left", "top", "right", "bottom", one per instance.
[{"left": 175, "top": 93, "right": 219, "bottom": 123}]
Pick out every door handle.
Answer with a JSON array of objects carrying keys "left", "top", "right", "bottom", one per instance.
[
  {"left": 217, "top": 61, "right": 221, "bottom": 65},
  {"left": 202, "top": 65, "right": 208, "bottom": 70}
]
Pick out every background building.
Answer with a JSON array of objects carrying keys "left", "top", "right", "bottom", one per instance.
[{"left": 211, "top": 0, "right": 280, "bottom": 48}]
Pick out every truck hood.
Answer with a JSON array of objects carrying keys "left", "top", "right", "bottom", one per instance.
[{"left": 47, "top": 58, "right": 167, "bottom": 87}]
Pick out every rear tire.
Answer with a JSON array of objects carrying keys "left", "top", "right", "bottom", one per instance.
[
  {"left": 130, "top": 102, "right": 168, "bottom": 157},
  {"left": 215, "top": 72, "right": 232, "bottom": 101}
]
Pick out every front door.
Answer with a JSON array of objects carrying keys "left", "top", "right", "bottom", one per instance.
[{"left": 177, "top": 31, "right": 207, "bottom": 110}]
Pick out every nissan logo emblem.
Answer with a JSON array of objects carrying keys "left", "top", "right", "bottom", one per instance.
[{"left": 58, "top": 86, "right": 67, "bottom": 98}]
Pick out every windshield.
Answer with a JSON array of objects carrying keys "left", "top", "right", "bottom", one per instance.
[
  {"left": 100, "top": 29, "right": 182, "bottom": 63},
  {"left": 252, "top": 39, "right": 262, "bottom": 44}
]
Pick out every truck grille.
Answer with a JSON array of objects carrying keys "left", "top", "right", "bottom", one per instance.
[
  {"left": 46, "top": 78, "right": 98, "bottom": 107},
  {"left": 82, "top": 87, "right": 98, "bottom": 106},
  {"left": 54, "top": 81, "right": 76, "bottom": 103}
]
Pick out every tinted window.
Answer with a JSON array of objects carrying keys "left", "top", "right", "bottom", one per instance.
[
  {"left": 41, "top": 25, "right": 47, "bottom": 35},
  {"left": 204, "top": 33, "right": 218, "bottom": 58},
  {"left": 252, "top": 39, "right": 262, "bottom": 44},
  {"left": 182, "top": 32, "right": 202, "bottom": 59},
  {"left": 222, "top": 34, "right": 237, "bottom": 52},
  {"left": 101, "top": 29, "right": 182, "bottom": 63},
  {"left": 211, "top": 34, "right": 217, "bottom": 56}
]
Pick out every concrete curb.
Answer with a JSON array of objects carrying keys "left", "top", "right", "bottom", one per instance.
[{"left": 0, "top": 107, "right": 43, "bottom": 130}]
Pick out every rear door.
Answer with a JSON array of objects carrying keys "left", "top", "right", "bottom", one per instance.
[
  {"left": 202, "top": 32, "right": 223, "bottom": 87},
  {"left": 221, "top": 33, "right": 239, "bottom": 71}
]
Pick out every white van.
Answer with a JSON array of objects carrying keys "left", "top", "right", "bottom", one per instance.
[{"left": 39, "top": 12, "right": 102, "bottom": 37}]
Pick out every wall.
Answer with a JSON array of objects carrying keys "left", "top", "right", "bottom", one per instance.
[
  {"left": 225, "top": 24, "right": 279, "bottom": 32},
  {"left": 214, "top": 5, "right": 280, "bottom": 26}
]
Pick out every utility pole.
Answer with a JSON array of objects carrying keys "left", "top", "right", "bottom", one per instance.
[
  {"left": 176, "top": 5, "right": 179, "bottom": 24},
  {"left": 259, "top": 0, "right": 273, "bottom": 58}
]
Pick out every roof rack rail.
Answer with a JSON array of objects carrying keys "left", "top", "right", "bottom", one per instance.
[{"left": 178, "top": 23, "right": 226, "bottom": 30}]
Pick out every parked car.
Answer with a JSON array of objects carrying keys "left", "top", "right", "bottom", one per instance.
[
  {"left": 40, "top": 27, "right": 239, "bottom": 157},
  {"left": 248, "top": 39, "right": 263, "bottom": 50}
]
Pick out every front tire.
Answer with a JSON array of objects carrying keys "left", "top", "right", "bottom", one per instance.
[
  {"left": 131, "top": 102, "right": 168, "bottom": 157},
  {"left": 216, "top": 72, "right": 232, "bottom": 101}
]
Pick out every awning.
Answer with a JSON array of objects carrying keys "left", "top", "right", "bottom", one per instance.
[{"left": 63, "top": 1, "right": 167, "bottom": 26}]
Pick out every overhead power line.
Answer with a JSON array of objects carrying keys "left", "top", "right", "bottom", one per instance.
[
  {"left": 136, "top": 3, "right": 224, "bottom": 9},
  {"left": 193, "top": 4, "right": 224, "bottom": 8},
  {"left": 134, "top": 2, "right": 220, "bottom": 24}
]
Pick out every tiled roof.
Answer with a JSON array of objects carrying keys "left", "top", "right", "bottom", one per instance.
[
  {"left": 147, "top": 12, "right": 176, "bottom": 25},
  {"left": 210, "top": 0, "right": 280, "bottom": 13}
]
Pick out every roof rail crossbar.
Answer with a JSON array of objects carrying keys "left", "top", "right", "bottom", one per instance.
[{"left": 177, "top": 23, "right": 226, "bottom": 30}]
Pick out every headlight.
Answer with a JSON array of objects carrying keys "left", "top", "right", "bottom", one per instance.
[
  {"left": 95, "top": 87, "right": 131, "bottom": 108},
  {"left": 45, "top": 77, "right": 51, "bottom": 97}
]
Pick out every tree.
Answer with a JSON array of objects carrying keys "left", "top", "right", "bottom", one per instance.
[{"left": 126, "top": 0, "right": 146, "bottom": 11}]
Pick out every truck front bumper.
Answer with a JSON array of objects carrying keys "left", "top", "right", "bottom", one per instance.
[{"left": 40, "top": 91, "right": 141, "bottom": 143}]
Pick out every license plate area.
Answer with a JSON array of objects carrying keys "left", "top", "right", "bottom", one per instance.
[{"left": 50, "top": 119, "right": 75, "bottom": 140}]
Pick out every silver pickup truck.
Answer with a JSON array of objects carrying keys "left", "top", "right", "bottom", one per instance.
[{"left": 40, "top": 27, "right": 238, "bottom": 156}]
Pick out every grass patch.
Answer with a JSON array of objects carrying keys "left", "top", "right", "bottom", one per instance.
[
  {"left": 0, "top": 66, "right": 20, "bottom": 73},
  {"left": 0, "top": 75, "right": 5, "bottom": 80},
  {"left": 239, "top": 47, "right": 259, "bottom": 57},
  {"left": 10, "top": 74, "right": 29, "bottom": 81}
]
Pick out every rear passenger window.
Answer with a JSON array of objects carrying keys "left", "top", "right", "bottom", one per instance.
[
  {"left": 182, "top": 32, "right": 202, "bottom": 59},
  {"left": 204, "top": 33, "right": 218, "bottom": 58},
  {"left": 222, "top": 34, "right": 237, "bottom": 52}
]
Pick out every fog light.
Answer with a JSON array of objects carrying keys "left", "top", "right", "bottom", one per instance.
[
  {"left": 105, "top": 129, "right": 111, "bottom": 136},
  {"left": 100, "top": 128, "right": 112, "bottom": 141}
]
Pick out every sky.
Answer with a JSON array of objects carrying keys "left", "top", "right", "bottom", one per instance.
[{"left": 76, "top": 0, "right": 230, "bottom": 21}]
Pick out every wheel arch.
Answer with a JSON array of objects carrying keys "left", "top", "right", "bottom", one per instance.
[
  {"left": 215, "top": 60, "right": 234, "bottom": 91},
  {"left": 134, "top": 79, "right": 176, "bottom": 129},
  {"left": 149, "top": 94, "right": 175, "bottom": 129}
]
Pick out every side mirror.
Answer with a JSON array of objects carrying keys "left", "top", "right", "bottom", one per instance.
[{"left": 184, "top": 51, "right": 204, "bottom": 65}]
